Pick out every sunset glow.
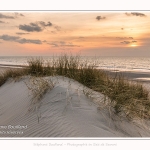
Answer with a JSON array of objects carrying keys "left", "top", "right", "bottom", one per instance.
[
  {"left": 130, "top": 44, "right": 137, "bottom": 47},
  {"left": 0, "top": 11, "right": 150, "bottom": 56}
]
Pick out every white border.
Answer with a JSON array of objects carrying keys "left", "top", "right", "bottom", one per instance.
[
  {"left": 0, "top": 0, "right": 150, "bottom": 10},
  {"left": 0, "top": 0, "right": 150, "bottom": 149},
  {"left": 0, "top": 138, "right": 150, "bottom": 149}
]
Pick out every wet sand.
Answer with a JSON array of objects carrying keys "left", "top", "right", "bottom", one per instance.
[
  {"left": 105, "top": 70, "right": 150, "bottom": 83},
  {"left": 0, "top": 65, "right": 24, "bottom": 73}
]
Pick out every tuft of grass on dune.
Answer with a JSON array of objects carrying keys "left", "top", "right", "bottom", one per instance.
[
  {"left": 0, "top": 54, "right": 150, "bottom": 120},
  {"left": 25, "top": 77, "right": 55, "bottom": 103},
  {"left": 27, "top": 57, "right": 56, "bottom": 76},
  {"left": 55, "top": 54, "right": 80, "bottom": 78},
  {"left": 0, "top": 68, "right": 28, "bottom": 86},
  {"left": 97, "top": 73, "right": 150, "bottom": 120},
  {"left": 27, "top": 58, "right": 44, "bottom": 76}
]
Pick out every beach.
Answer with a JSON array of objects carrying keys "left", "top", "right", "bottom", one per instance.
[{"left": 0, "top": 65, "right": 150, "bottom": 137}]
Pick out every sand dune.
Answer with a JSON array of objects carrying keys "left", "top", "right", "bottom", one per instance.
[{"left": 0, "top": 76, "right": 150, "bottom": 137}]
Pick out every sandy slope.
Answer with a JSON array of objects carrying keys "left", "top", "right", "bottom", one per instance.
[{"left": 0, "top": 76, "right": 150, "bottom": 137}]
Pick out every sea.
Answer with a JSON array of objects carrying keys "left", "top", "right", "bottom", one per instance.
[{"left": 0, "top": 56, "right": 150, "bottom": 72}]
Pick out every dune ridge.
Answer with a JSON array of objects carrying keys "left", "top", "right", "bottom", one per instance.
[{"left": 0, "top": 76, "right": 150, "bottom": 137}]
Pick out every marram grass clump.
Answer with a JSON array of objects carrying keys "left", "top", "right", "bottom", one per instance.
[
  {"left": 0, "top": 68, "right": 28, "bottom": 86},
  {"left": 27, "top": 57, "right": 55, "bottom": 76},
  {"left": 100, "top": 74, "right": 150, "bottom": 120}
]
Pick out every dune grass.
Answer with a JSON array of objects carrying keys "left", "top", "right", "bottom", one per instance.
[
  {"left": 0, "top": 68, "right": 28, "bottom": 86},
  {"left": 100, "top": 74, "right": 150, "bottom": 120},
  {"left": 27, "top": 58, "right": 44, "bottom": 76},
  {"left": 27, "top": 57, "right": 56, "bottom": 76},
  {"left": 0, "top": 54, "right": 150, "bottom": 120},
  {"left": 25, "top": 77, "right": 55, "bottom": 103}
]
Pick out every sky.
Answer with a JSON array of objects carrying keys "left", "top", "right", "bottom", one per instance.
[{"left": 0, "top": 11, "right": 150, "bottom": 56}]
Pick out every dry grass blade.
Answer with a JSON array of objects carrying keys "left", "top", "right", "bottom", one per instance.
[
  {"left": 0, "top": 68, "right": 28, "bottom": 87},
  {"left": 25, "top": 77, "right": 55, "bottom": 103}
]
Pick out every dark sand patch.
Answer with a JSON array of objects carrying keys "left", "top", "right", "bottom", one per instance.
[{"left": 105, "top": 70, "right": 150, "bottom": 83}]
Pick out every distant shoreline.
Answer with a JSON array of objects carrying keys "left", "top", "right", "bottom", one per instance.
[{"left": 0, "top": 64, "right": 26, "bottom": 68}]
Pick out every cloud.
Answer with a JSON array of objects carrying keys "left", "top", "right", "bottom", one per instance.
[
  {"left": 0, "top": 13, "right": 15, "bottom": 19},
  {"left": 43, "top": 40, "right": 47, "bottom": 43},
  {"left": 0, "top": 13, "right": 24, "bottom": 20},
  {"left": 120, "top": 40, "right": 137, "bottom": 44},
  {"left": 48, "top": 41, "right": 80, "bottom": 47},
  {"left": 17, "top": 38, "right": 42, "bottom": 44},
  {"left": 54, "top": 25, "right": 61, "bottom": 31},
  {"left": 132, "top": 41, "right": 137, "bottom": 43},
  {"left": 125, "top": 13, "right": 131, "bottom": 16},
  {"left": 30, "top": 22, "right": 37, "bottom": 26},
  {"left": 120, "top": 41, "right": 130, "bottom": 44},
  {"left": 0, "top": 20, "right": 5, "bottom": 23},
  {"left": 16, "top": 32, "right": 30, "bottom": 35},
  {"left": 129, "top": 37, "right": 133, "bottom": 39},
  {"left": 19, "top": 23, "right": 42, "bottom": 32},
  {"left": 19, "top": 21, "right": 53, "bottom": 32},
  {"left": 49, "top": 42, "right": 59, "bottom": 47},
  {"left": 0, "top": 34, "right": 42, "bottom": 44},
  {"left": 38, "top": 21, "right": 52, "bottom": 27},
  {"left": 116, "top": 37, "right": 133, "bottom": 40},
  {"left": 14, "top": 12, "right": 24, "bottom": 17},
  {"left": 51, "top": 31, "right": 57, "bottom": 34},
  {"left": 125, "top": 12, "right": 146, "bottom": 17},
  {"left": 0, "top": 34, "right": 20, "bottom": 41},
  {"left": 96, "top": 16, "right": 106, "bottom": 21},
  {"left": 20, "top": 13, "right": 24, "bottom": 17}
]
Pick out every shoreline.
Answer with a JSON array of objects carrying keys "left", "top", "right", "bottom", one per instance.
[
  {"left": 0, "top": 64, "right": 26, "bottom": 68},
  {"left": 105, "top": 70, "right": 150, "bottom": 83}
]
